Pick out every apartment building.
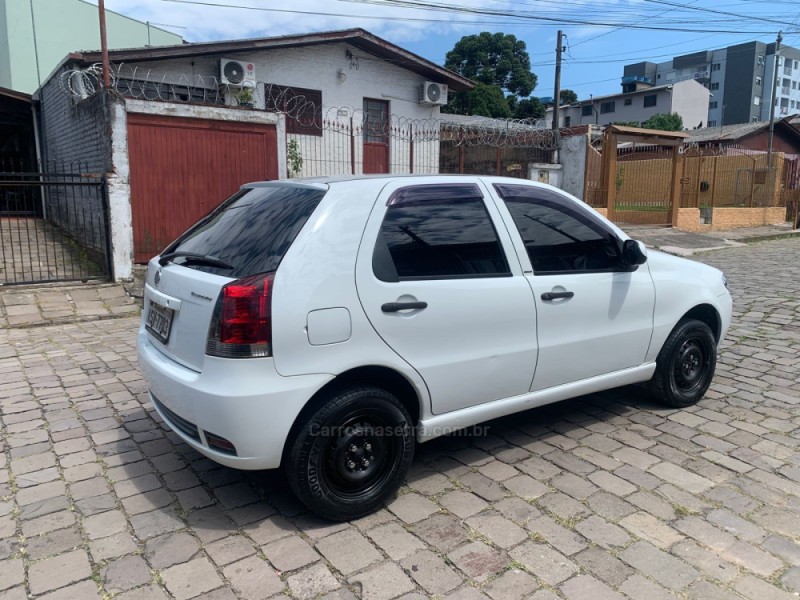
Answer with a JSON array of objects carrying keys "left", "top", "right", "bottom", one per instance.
[
  {"left": 622, "top": 41, "right": 800, "bottom": 127},
  {"left": 545, "top": 79, "right": 709, "bottom": 130}
]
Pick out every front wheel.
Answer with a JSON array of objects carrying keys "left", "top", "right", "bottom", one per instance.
[
  {"left": 649, "top": 318, "right": 717, "bottom": 408},
  {"left": 285, "top": 386, "right": 414, "bottom": 521}
]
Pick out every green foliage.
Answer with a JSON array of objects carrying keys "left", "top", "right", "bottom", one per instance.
[
  {"left": 445, "top": 32, "right": 537, "bottom": 97},
  {"left": 559, "top": 89, "right": 578, "bottom": 105},
  {"left": 235, "top": 87, "right": 254, "bottom": 106},
  {"left": 445, "top": 83, "right": 512, "bottom": 118},
  {"left": 641, "top": 112, "right": 684, "bottom": 131},
  {"left": 287, "top": 139, "right": 303, "bottom": 177},
  {"left": 512, "top": 96, "right": 545, "bottom": 120},
  {"left": 613, "top": 121, "right": 641, "bottom": 127}
]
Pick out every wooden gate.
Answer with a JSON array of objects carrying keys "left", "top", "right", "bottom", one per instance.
[
  {"left": 600, "top": 125, "right": 687, "bottom": 227},
  {"left": 127, "top": 114, "right": 278, "bottom": 263}
]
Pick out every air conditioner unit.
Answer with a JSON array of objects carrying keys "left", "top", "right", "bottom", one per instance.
[
  {"left": 419, "top": 82, "right": 448, "bottom": 106},
  {"left": 220, "top": 58, "right": 256, "bottom": 86}
]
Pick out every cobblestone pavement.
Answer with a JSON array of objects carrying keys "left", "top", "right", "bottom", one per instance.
[
  {"left": 0, "top": 238, "right": 798, "bottom": 600},
  {"left": 0, "top": 284, "right": 139, "bottom": 328}
]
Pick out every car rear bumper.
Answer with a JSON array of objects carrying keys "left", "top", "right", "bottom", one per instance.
[{"left": 137, "top": 331, "right": 333, "bottom": 470}]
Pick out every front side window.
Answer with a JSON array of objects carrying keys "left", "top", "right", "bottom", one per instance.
[
  {"left": 494, "top": 184, "right": 622, "bottom": 274},
  {"left": 581, "top": 105, "right": 593, "bottom": 117},
  {"left": 644, "top": 94, "right": 657, "bottom": 108},
  {"left": 373, "top": 185, "right": 510, "bottom": 281},
  {"left": 600, "top": 101, "right": 616, "bottom": 114}
]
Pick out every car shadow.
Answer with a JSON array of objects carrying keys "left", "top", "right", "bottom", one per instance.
[{"left": 117, "top": 383, "right": 672, "bottom": 536}]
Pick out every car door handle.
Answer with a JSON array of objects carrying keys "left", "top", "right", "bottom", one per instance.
[
  {"left": 541, "top": 291, "right": 574, "bottom": 301},
  {"left": 381, "top": 301, "right": 428, "bottom": 313}
]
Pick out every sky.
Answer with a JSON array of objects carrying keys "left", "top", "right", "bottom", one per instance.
[{"left": 102, "top": 0, "right": 800, "bottom": 101}]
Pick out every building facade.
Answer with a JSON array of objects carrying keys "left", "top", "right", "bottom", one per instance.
[
  {"left": 623, "top": 41, "right": 800, "bottom": 127},
  {"left": 35, "top": 28, "right": 473, "bottom": 278},
  {"left": 545, "top": 79, "right": 709, "bottom": 130},
  {"left": 0, "top": 0, "right": 183, "bottom": 93}
]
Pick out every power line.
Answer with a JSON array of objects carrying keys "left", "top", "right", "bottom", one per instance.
[
  {"left": 163, "top": 0, "right": 800, "bottom": 34},
  {"left": 344, "top": 0, "right": 799, "bottom": 33}
]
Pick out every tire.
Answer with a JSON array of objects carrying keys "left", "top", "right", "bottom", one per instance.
[
  {"left": 284, "top": 386, "right": 414, "bottom": 521},
  {"left": 649, "top": 318, "right": 717, "bottom": 408}
]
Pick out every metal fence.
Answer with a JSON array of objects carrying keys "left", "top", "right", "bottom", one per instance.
[
  {"left": 60, "top": 63, "right": 560, "bottom": 178},
  {"left": 0, "top": 160, "right": 111, "bottom": 284}
]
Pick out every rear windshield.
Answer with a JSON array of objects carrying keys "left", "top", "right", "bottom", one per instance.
[{"left": 166, "top": 185, "right": 326, "bottom": 277}]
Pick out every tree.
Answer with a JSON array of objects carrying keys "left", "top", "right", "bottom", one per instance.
[
  {"left": 512, "top": 97, "right": 545, "bottom": 120},
  {"left": 559, "top": 89, "right": 578, "bottom": 105},
  {"left": 445, "top": 32, "right": 537, "bottom": 97},
  {"left": 641, "top": 112, "right": 684, "bottom": 131},
  {"left": 443, "top": 32, "right": 539, "bottom": 119},
  {"left": 447, "top": 83, "right": 511, "bottom": 118}
]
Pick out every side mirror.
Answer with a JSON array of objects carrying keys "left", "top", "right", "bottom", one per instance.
[{"left": 622, "top": 239, "right": 647, "bottom": 267}]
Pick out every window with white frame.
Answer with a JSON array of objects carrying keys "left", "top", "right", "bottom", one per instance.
[{"left": 754, "top": 96, "right": 760, "bottom": 105}]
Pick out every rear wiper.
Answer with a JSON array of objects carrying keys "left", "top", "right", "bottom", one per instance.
[{"left": 158, "top": 251, "right": 233, "bottom": 270}]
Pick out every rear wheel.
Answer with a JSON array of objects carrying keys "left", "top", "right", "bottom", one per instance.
[
  {"left": 285, "top": 386, "right": 414, "bottom": 521},
  {"left": 649, "top": 318, "right": 717, "bottom": 408}
]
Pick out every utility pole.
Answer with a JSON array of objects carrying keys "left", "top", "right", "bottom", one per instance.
[
  {"left": 552, "top": 30, "right": 564, "bottom": 131},
  {"left": 98, "top": 0, "right": 111, "bottom": 88},
  {"left": 767, "top": 30, "right": 782, "bottom": 169}
]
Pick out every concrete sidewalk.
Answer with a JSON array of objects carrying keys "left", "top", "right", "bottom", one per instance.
[
  {"left": 0, "top": 283, "right": 140, "bottom": 328},
  {"left": 625, "top": 223, "right": 800, "bottom": 256}
]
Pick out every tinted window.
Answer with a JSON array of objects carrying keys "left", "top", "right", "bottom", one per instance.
[
  {"left": 494, "top": 184, "right": 621, "bottom": 274},
  {"left": 374, "top": 184, "right": 510, "bottom": 280},
  {"left": 644, "top": 94, "right": 657, "bottom": 107},
  {"left": 167, "top": 185, "right": 325, "bottom": 277},
  {"left": 581, "top": 105, "right": 593, "bottom": 116}
]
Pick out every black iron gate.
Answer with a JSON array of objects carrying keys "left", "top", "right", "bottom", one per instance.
[{"left": 0, "top": 164, "right": 112, "bottom": 284}]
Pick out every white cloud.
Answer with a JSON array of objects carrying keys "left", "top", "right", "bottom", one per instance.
[{"left": 103, "top": 0, "right": 487, "bottom": 44}]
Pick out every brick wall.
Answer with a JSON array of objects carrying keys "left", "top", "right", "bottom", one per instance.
[
  {"left": 677, "top": 207, "right": 786, "bottom": 231},
  {"left": 37, "top": 67, "right": 112, "bottom": 262},
  {"left": 39, "top": 67, "right": 112, "bottom": 172}
]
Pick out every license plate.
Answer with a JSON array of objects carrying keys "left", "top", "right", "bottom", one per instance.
[{"left": 145, "top": 300, "right": 174, "bottom": 344}]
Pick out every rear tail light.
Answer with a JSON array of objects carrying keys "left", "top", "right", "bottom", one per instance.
[{"left": 206, "top": 272, "right": 274, "bottom": 358}]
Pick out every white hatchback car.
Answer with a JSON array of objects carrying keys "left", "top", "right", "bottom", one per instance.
[{"left": 137, "top": 175, "right": 732, "bottom": 520}]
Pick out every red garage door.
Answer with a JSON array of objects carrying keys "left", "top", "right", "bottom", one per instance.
[{"left": 127, "top": 113, "right": 278, "bottom": 263}]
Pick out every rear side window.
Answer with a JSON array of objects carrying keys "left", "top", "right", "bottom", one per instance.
[
  {"left": 167, "top": 185, "right": 325, "bottom": 277},
  {"left": 373, "top": 184, "right": 510, "bottom": 281}
]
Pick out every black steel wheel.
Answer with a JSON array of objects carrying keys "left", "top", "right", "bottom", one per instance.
[
  {"left": 285, "top": 386, "right": 414, "bottom": 521},
  {"left": 650, "top": 318, "right": 717, "bottom": 408}
]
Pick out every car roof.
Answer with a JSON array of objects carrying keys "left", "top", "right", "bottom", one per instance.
[{"left": 244, "top": 174, "right": 551, "bottom": 187}]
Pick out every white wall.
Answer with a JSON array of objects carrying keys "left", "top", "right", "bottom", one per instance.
[
  {"left": 108, "top": 98, "right": 282, "bottom": 280},
  {"left": 559, "top": 133, "right": 588, "bottom": 199},
  {"left": 119, "top": 42, "right": 444, "bottom": 175}
]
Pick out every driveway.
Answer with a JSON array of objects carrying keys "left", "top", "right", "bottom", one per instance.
[{"left": 0, "top": 238, "right": 798, "bottom": 600}]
